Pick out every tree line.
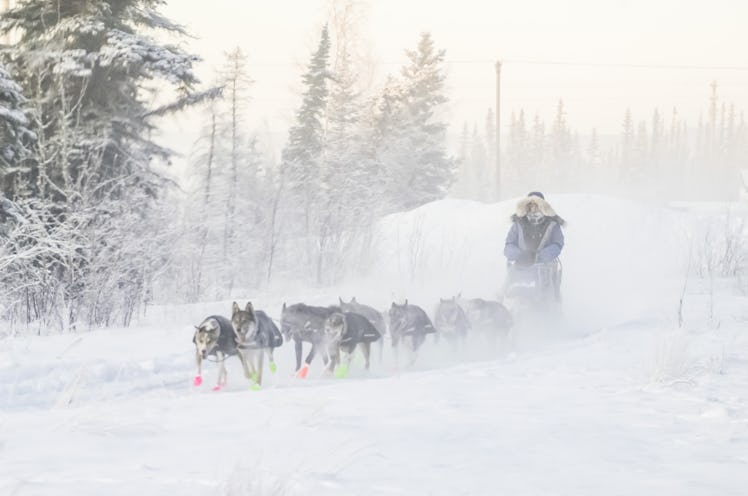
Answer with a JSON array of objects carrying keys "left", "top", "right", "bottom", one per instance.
[{"left": 456, "top": 83, "right": 748, "bottom": 201}]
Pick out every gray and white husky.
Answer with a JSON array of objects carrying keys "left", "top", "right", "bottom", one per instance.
[
  {"left": 192, "top": 315, "right": 247, "bottom": 390},
  {"left": 434, "top": 297, "right": 471, "bottom": 347},
  {"left": 230, "top": 301, "right": 283, "bottom": 388},
  {"left": 456, "top": 295, "right": 513, "bottom": 348},
  {"left": 323, "top": 311, "right": 381, "bottom": 377},
  {"left": 388, "top": 300, "right": 436, "bottom": 367},
  {"left": 280, "top": 302, "right": 338, "bottom": 377}
]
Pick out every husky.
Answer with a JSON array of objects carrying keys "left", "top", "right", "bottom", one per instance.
[
  {"left": 192, "top": 315, "right": 250, "bottom": 391},
  {"left": 230, "top": 301, "right": 283, "bottom": 389},
  {"left": 280, "top": 302, "right": 339, "bottom": 378},
  {"left": 323, "top": 311, "right": 382, "bottom": 378},
  {"left": 457, "top": 296, "right": 513, "bottom": 331},
  {"left": 456, "top": 295, "right": 513, "bottom": 348},
  {"left": 388, "top": 300, "right": 436, "bottom": 367},
  {"left": 339, "top": 297, "right": 387, "bottom": 361},
  {"left": 434, "top": 297, "right": 470, "bottom": 347}
]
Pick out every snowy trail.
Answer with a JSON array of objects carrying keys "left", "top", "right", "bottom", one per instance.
[{"left": 2, "top": 312, "right": 747, "bottom": 496}]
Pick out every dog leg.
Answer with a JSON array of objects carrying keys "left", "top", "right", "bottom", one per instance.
[
  {"left": 237, "top": 349, "right": 252, "bottom": 380},
  {"left": 254, "top": 350, "right": 264, "bottom": 389},
  {"left": 296, "top": 341, "right": 316, "bottom": 379},
  {"left": 214, "top": 351, "right": 227, "bottom": 391},
  {"left": 294, "top": 337, "right": 303, "bottom": 372},
  {"left": 194, "top": 351, "right": 203, "bottom": 386},
  {"left": 267, "top": 348, "right": 277, "bottom": 373},
  {"left": 361, "top": 342, "right": 371, "bottom": 370},
  {"left": 392, "top": 335, "right": 400, "bottom": 371},
  {"left": 330, "top": 347, "right": 341, "bottom": 377},
  {"left": 335, "top": 346, "right": 354, "bottom": 378}
]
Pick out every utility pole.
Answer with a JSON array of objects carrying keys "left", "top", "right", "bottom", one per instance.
[{"left": 495, "top": 60, "right": 502, "bottom": 199}]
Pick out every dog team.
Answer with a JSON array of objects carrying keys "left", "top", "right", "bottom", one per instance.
[{"left": 192, "top": 296, "right": 514, "bottom": 391}]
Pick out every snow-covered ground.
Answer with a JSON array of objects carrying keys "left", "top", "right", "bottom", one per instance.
[{"left": 2, "top": 195, "right": 748, "bottom": 495}]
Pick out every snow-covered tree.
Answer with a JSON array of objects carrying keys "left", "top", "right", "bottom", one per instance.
[
  {"left": 282, "top": 25, "right": 331, "bottom": 218},
  {"left": 0, "top": 63, "right": 34, "bottom": 197},
  {"left": 395, "top": 32, "right": 455, "bottom": 209},
  {"left": 0, "top": 0, "right": 207, "bottom": 330}
]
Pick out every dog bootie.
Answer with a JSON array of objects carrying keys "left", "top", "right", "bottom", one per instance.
[
  {"left": 212, "top": 385, "right": 222, "bottom": 392},
  {"left": 193, "top": 375, "right": 203, "bottom": 387},
  {"left": 269, "top": 361, "right": 278, "bottom": 373},
  {"left": 250, "top": 382, "right": 261, "bottom": 391},
  {"left": 296, "top": 364, "right": 309, "bottom": 379},
  {"left": 334, "top": 364, "right": 349, "bottom": 379}
]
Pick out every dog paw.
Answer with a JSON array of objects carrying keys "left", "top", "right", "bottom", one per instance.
[
  {"left": 296, "top": 364, "right": 309, "bottom": 379},
  {"left": 250, "top": 383, "right": 261, "bottom": 391},
  {"left": 334, "top": 364, "right": 349, "bottom": 379},
  {"left": 193, "top": 376, "right": 203, "bottom": 387},
  {"left": 269, "top": 362, "right": 278, "bottom": 373},
  {"left": 212, "top": 385, "right": 222, "bottom": 392}
]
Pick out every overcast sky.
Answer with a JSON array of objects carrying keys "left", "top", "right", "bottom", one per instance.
[{"left": 159, "top": 0, "right": 748, "bottom": 157}]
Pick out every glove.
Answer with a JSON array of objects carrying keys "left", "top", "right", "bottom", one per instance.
[{"left": 516, "top": 251, "right": 536, "bottom": 265}]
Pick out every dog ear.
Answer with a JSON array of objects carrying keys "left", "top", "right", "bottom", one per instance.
[
  {"left": 282, "top": 302, "right": 286, "bottom": 311},
  {"left": 391, "top": 302, "right": 395, "bottom": 308},
  {"left": 245, "top": 301, "right": 254, "bottom": 313},
  {"left": 351, "top": 297, "right": 357, "bottom": 303},
  {"left": 232, "top": 301, "right": 240, "bottom": 314},
  {"left": 404, "top": 299, "right": 408, "bottom": 306},
  {"left": 339, "top": 297, "right": 344, "bottom": 305}
]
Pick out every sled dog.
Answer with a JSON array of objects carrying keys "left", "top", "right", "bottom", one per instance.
[
  {"left": 192, "top": 315, "right": 248, "bottom": 390},
  {"left": 280, "top": 302, "right": 339, "bottom": 377},
  {"left": 231, "top": 301, "right": 283, "bottom": 387},
  {"left": 323, "top": 311, "right": 381, "bottom": 377},
  {"left": 434, "top": 297, "right": 470, "bottom": 346},
  {"left": 388, "top": 300, "right": 436, "bottom": 367}
]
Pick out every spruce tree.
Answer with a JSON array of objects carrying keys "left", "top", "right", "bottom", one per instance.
[
  {"left": 396, "top": 32, "right": 455, "bottom": 209},
  {"left": 0, "top": 63, "right": 34, "bottom": 196},
  {"left": 281, "top": 25, "right": 331, "bottom": 215}
]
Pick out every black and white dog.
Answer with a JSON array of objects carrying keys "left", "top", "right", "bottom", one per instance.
[
  {"left": 280, "top": 302, "right": 339, "bottom": 378},
  {"left": 192, "top": 315, "right": 246, "bottom": 391},
  {"left": 388, "top": 300, "right": 436, "bottom": 367},
  {"left": 230, "top": 301, "right": 283, "bottom": 388},
  {"left": 323, "top": 311, "right": 381, "bottom": 377}
]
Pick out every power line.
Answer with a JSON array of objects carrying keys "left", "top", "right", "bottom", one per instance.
[
  {"left": 243, "top": 58, "right": 748, "bottom": 72},
  {"left": 444, "top": 58, "right": 748, "bottom": 71}
]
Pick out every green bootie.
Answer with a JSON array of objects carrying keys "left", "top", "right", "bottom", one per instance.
[
  {"left": 269, "top": 361, "right": 277, "bottom": 373},
  {"left": 334, "top": 363, "right": 349, "bottom": 378}
]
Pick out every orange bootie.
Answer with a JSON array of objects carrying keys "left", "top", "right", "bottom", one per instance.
[{"left": 296, "top": 363, "right": 310, "bottom": 379}]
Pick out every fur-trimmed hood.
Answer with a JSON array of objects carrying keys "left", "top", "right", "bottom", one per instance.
[{"left": 511, "top": 196, "right": 565, "bottom": 225}]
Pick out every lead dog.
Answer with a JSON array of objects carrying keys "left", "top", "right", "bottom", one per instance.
[
  {"left": 192, "top": 315, "right": 249, "bottom": 391},
  {"left": 231, "top": 301, "right": 284, "bottom": 389}
]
